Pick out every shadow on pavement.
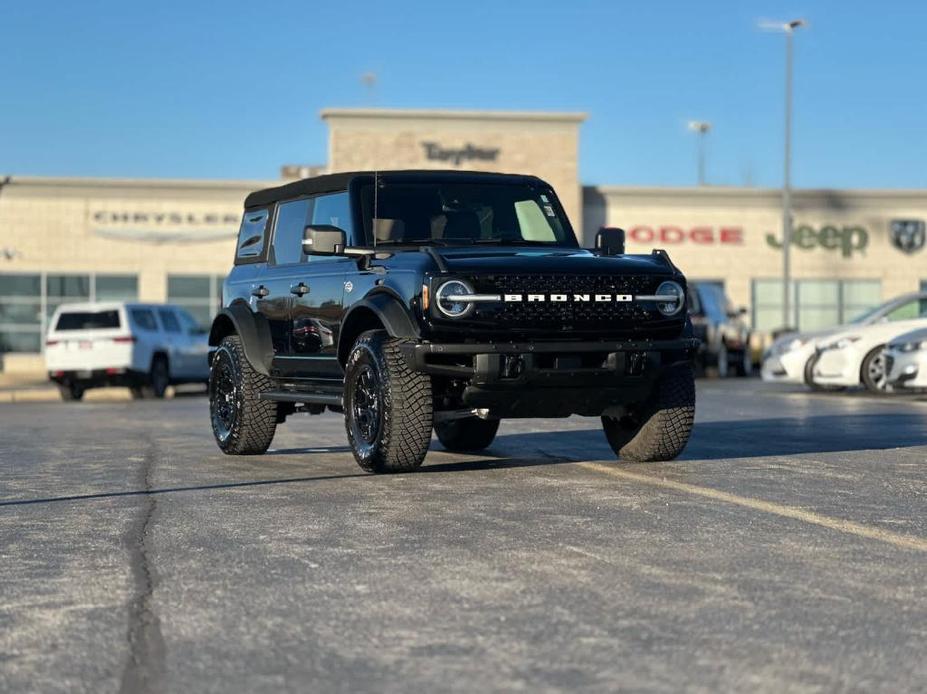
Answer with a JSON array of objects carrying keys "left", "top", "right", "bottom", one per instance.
[
  {"left": 0, "top": 472, "right": 369, "bottom": 508},
  {"left": 5, "top": 414, "right": 924, "bottom": 506},
  {"left": 480, "top": 413, "right": 927, "bottom": 464}
]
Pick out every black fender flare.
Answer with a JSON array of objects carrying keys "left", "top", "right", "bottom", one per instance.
[
  {"left": 337, "top": 292, "right": 420, "bottom": 365},
  {"left": 208, "top": 302, "right": 275, "bottom": 376}
]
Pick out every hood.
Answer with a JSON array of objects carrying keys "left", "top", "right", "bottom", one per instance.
[
  {"left": 888, "top": 326, "right": 927, "bottom": 346},
  {"left": 819, "top": 317, "right": 927, "bottom": 349},
  {"left": 432, "top": 247, "right": 678, "bottom": 276}
]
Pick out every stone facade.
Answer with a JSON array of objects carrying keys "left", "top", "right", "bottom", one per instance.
[
  {"left": 323, "top": 109, "right": 586, "bottom": 230},
  {"left": 0, "top": 177, "right": 267, "bottom": 296}
]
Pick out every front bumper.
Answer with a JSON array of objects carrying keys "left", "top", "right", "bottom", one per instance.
[
  {"left": 400, "top": 337, "right": 698, "bottom": 417},
  {"left": 885, "top": 349, "right": 927, "bottom": 388},
  {"left": 761, "top": 343, "right": 815, "bottom": 384},
  {"left": 812, "top": 347, "right": 861, "bottom": 386}
]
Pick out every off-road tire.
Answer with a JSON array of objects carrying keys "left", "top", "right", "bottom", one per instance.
[
  {"left": 435, "top": 417, "right": 500, "bottom": 452},
  {"left": 344, "top": 330, "right": 433, "bottom": 473},
  {"left": 209, "top": 334, "right": 277, "bottom": 455},
  {"left": 803, "top": 353, "right": 845, "bottom": 392},
  {"left": 58, "top": 382, "right": 85, "bottom": 401},
  {"left": 860, "top": 345, "right": 890, "bottom": 394},
  {"left": 601, "top": 363, "right": 695, "bottom": 462}
]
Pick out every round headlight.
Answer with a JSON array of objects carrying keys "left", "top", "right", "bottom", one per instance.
[
  {"left": 655, "top": 281, "right": 685, "bottom": 316},
  {"left": 435, "top": 279, "right": 475, "bottom": 319}
]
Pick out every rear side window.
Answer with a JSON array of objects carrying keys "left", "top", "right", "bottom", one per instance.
[
  {"left": 55, "top": 310, "right": 121, "bottom": 331},
  {"left": 236, "top": 209, "right": 269, "bottom": 260},
  {"left": 157, "top": 308, "right": 181, "bottom": 333},
  {"left": 130, "top": 308, "right": 158, "bottom": 331}
]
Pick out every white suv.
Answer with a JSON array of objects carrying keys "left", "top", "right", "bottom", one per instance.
[{"left": 45, "top": 302, "right": 210, "bottom": 401}]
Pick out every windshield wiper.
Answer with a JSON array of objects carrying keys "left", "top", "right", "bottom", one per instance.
[
  {"left": 473, "top": 239, "right": 560, "bottom": 246},
  {"left": 375, "top": 238, "right": 474, "bottom": 246}
]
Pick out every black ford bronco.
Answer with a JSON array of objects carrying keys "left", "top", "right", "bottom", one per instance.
[{"left": 208, "top": 171, "right": 697, "bottom": 473}]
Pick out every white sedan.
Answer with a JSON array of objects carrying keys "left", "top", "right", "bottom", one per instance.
[
  {"left": 810, "top": 317, "right": 927, "bottom": 393},
  {"left": 885, "top": 327, "right": 927, "bottom": 390},
  {"left": 761, "top": 291, "right": 927, "bottom": 389}
]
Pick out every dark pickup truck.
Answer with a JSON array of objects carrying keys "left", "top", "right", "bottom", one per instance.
[{"left": 207, "top": 170, "right": 698, "bottom": 473}]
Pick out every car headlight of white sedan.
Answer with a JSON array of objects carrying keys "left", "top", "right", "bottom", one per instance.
[
  {"left": 767, "top": 335, "right": 807, "bottom": 358},
  {"left": 819, "top": 336, "right": 861, "bottom": 352}
]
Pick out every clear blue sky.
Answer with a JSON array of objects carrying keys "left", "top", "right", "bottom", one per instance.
[{"left": 2, "top": 0, "right": 925, "bottom": 189}]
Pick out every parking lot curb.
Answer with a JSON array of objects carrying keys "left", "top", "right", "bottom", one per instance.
[{"left": 0, "top": 387, "right": 137, "bottom": 403}]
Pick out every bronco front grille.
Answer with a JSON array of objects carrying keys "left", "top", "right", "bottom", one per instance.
[{"left": 459, "top": 273, "right": 678, "bottom": 330}]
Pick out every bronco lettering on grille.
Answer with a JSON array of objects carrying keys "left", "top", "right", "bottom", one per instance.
[{"left": 503, "top": 293, "right": 633, "bottom": 302}]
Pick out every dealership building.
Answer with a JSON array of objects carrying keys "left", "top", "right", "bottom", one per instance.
[{"left": 2, "top": 107, "right": 926, "bottom": 370}]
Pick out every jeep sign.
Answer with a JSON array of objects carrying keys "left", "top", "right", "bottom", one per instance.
[{"left": 766, "top": 224, "right": 869, "bottom": 258}]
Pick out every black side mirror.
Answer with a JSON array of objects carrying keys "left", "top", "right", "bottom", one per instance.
[
  {"left": 595, "top": 227, "right": 625, "bottom": 256},
  {"left": 303, "top": 225, "right": 346, "bottom": 255}
]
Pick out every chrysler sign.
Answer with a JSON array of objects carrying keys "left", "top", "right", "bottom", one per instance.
[{"left": 91, "top": 209, "right": 240, "bottom": 243}]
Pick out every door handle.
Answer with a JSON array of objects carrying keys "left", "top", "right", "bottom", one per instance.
[
  {"left": 251, "top": 285, "right": 269, "bottom": 298},
  {"left": 290, "top": 282, "right": 310, "bottom": 296}
]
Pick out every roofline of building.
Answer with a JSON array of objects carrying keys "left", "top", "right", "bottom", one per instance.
[
  {"left": 0, "top": 175, "right": 277, "bottom": 190},
  {"left": 586, "top": 184, "right": 927, "bottom": 200},
  {"left": 3, "top": 175, "right": 925, "bottom": 199},
  {"left": 321, "top": 107, "right": 587, "bottom": 123}
]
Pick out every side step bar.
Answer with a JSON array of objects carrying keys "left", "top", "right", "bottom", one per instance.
[{"left": 260, "top": 391, "right": 343, "bottom": 406}]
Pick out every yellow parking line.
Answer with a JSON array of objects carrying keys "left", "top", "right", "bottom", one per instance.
[{"left": 579, "top": 462, "right": 927, "bottom": 552}]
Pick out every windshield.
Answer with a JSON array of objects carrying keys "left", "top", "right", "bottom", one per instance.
[
  {"left": 849, "top": 295, "right": 927, "bottom": 324},
  {"left": 357, "top": 180, "right": 577, "bottom": 247},
  {"left": 848, "top": 304, "right": 885, "bottom": 325}
]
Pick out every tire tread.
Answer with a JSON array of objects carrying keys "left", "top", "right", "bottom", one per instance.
[
  {"left": 603, "top": 364, "right": 695, "bottom": 462},
  {"left": 211, "top": 334, "right": 277, "bottom": 455}
]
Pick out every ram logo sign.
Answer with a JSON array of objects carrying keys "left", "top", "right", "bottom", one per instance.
[{"left": 890, "top": 219, "right": 926, "bottom": 255}]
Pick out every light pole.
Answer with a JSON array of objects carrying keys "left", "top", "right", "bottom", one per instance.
[
  {"left": 762, "top": 18, "right": 805, "bottom": 329},
  {"left": 687, "top": 121, "right": 711, "bottom": 186}
]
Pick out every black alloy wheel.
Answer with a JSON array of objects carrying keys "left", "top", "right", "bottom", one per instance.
[
  {"left": 350, "top": 364, "right": 382, "bottom": 448},
  {"left": 210, "top": 348, "right": 239, "bottom": 444}
]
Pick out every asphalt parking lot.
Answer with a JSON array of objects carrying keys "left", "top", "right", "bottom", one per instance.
[{"left": 2, "top": 380, "right": 926, "bottom": 693}]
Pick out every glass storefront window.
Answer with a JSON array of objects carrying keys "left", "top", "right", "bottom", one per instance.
[
  {"left": 842, "top": 281, "right": 881, "bottom": 324},
  {"left": 0, "top": 275, "right": 41, "bottom": 296},
  {"left": 0, "top": 330, "right": 42, "bottom": 353},
  {"left": 46, "top": 274, "right": 91, "bottom": 299},
  {"left": 796, "top": 280, "right": 839, "bottom": 331},
  {"left": 95, "top": 275, "right": 138, "bottom": 301},
  {"left": 0, "top": 272, "right": 139, "bottom": 353},
  {"left": 167, "top": 274, "right": 224, "bottom": 330},
  {"left": 752, "top": 279, "right": 882, "bottom": 332},
  {"left": 0, "top": 273, "right": 43, "bottom": 353}
]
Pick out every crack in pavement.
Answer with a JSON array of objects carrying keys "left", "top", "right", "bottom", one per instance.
[{"left": 118, "top": 438, "right": 167, "bottom": 694}]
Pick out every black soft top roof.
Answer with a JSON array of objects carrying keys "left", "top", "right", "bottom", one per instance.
[{"left": 243, "top": 170, "right": 548, "bottom": 209}]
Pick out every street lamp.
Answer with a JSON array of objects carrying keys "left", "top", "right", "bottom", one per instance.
[
  {"left": 761, "top": 18, "right": 805, "bottom": 330},
  {"left": 687, "top": 121, "right": 711, "bottom": 186}
]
